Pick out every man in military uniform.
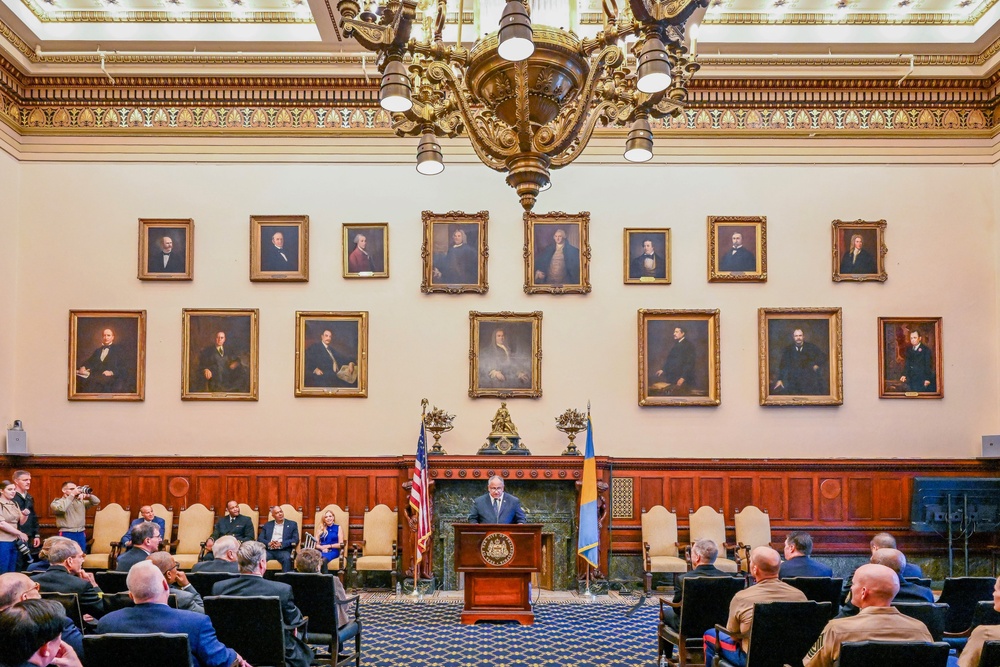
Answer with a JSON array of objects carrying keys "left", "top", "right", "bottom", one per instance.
[
  {"left": 957, "top": 576, "right": 1000, "bottom": 667},
  {"left": 804, "top": 563, "right": 932, "bottom": 667}
]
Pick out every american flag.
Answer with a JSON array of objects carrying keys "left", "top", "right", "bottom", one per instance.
[{"left": 409, "top": 422, "right": 432, "bottom": 563}]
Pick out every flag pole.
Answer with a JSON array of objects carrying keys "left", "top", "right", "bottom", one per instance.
[
  {"left": 411, "top": 399, "right": 428, "bottom": 597},
  {"left": 583, "top": 399, "right": 593, "bottom": 599}
]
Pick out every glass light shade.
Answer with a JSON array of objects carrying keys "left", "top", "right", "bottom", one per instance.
[
  {"left": 636, "top": 37, "right": 671, "bottom": 94},
  {"left": 623, "top": 118, "right": 653, "bottom": 163},
  {"left": 379, "top": 60, "right": 412, "bottom": 113},
  {"left": 416, "top": 132, "right": 444, "bottom": 175},
  {"left": 539, "top": 179, "right": 551, "bottom": 192},
  {"left": 497, "top": 0, "right": 534, "bottom": 62}
]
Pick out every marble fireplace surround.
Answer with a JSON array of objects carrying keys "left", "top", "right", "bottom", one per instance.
[{"left": 431, "top": 479, "right": 579, "bottom": 590}]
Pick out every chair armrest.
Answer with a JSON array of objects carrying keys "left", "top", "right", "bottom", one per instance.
[
  {"left": 942, "top": 630, "right": 973, "bottom": 639},
  {"left": 337, "top": 593, "right": 361, "bottom": 620},
  {"left": 659, "top": 597, "right": 681, "bottom": 611},
  {"left": 643, "top": 542, "right": 651, "bottom": 570},
  {"left": 712, "top": 623, "right": 744, "bottom": 667},
  {"left": 391, "top": 541, "right": 398, "bottom": 567}
]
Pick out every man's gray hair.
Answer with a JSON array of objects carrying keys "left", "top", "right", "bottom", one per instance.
[
  {"left": 691, "top": 539, "right": 719, "bottom": 563},
  {"left": 488, "top": 475, "right": 504, "bottom": 489},
  {"left": 871, "top": 532, "right": 897, "bottom": 549},
  {"left": 127, "top": 561, "right": 166, "bottom": 604},
  {"left": 47, "top": 538, "right": 80, "bottom": 565},
  {"left": 237, "top": 540, "right": 267, "bottom": 573},
  {"left": 353, "top": 233, "right": 366, "bottom": 245},
  {"left": 212, "top": 535, "right": 239, "bottom": 559}
]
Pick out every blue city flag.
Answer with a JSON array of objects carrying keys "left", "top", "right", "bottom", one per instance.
[{"left": 577, "top": 416, "right": 599, "bottom": 568}]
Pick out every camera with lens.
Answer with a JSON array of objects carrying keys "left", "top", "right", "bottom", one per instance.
[
  {"left": 78, "top": 485, "right": 92, "bottom": 495},
  {"left": 14, "top": 539, "right": 32, "bottom": 561}
]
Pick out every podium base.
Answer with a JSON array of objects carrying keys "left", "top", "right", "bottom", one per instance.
[{"left": 461, "top": 609, "right": 534, "bottom": 625}]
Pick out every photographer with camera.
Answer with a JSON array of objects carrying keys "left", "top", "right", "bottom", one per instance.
[
  {"left": 0, "top": 480, "right": 29, "bottom": 574},
  {"left": 50, "top": 483, "right": 100, "bottom": 554}
]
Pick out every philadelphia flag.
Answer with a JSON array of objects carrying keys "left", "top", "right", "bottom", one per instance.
[{"left": 577, "top": 415, "right": 599, "bottom": 568}]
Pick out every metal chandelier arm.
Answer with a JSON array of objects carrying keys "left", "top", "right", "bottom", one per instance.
[{"left": 548, "top": 99, "right": 618, "bottom": 168}]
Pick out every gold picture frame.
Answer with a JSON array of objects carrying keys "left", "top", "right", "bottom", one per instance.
[
  {"left": 469, "top": 311, "right": 542, "bottom": 399},
  {"left": 250, "top": 215, "right": 309, "bottom": 282},
  {"left": 182, "top": 308, "right": 259, "bottom": 401},
  {"left": 638, "top": 309, "right": 720, "bottom": 407},
  {"left": 524, "top": 211, "right": 591, "bottom": 294},
  {"left": 624, "top": 228, "right": 671, "bottom": 285},
  {"left": 68, "top": 310, "right": 146, "bottom": 401},
  {"left": 832, "top": 219, "right": 887, "bottom": 282},
  {"left": 342, "top": 223, "right": 389, "bottom": 279},
  {"left": 708, "top": 215, "right": 767, "bottom": 282},
  {"left": 295, "top": 311, "right": 369, "bottom": 398},
  {"left": 138, "top": 218, "right": 193, "bottom": 281},
  {"left": 421, "top": 210, "right": 489, "bottom": 294},
  {"left": 759, "top": 307, "right": 843, "bottom": 406},
  {"left": 878, "top": 317, "right": 943, "bottom": 399}
]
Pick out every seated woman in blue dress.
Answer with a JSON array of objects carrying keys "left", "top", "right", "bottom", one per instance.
[{"left": 315, "top": 510, "right": 344, "bottom": 565}]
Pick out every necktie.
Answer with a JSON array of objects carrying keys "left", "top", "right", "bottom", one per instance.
[
  {"left": 493, "top": 498, "right": 500, "bottom": 520},
  {"left": 217, "top": 347, "right": 224, "bottom": 356}
]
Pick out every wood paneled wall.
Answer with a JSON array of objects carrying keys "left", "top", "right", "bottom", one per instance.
[{"left": 4, "top": 456, "right": 998, "bottom": 568}]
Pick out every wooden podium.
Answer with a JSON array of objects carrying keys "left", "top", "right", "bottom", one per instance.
[{"left": 453, "top": 523, "right": 542, "bottom": 625}]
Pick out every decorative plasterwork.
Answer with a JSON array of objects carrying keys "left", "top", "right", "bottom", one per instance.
[{"left": 17, "top": 0, "right": 315, "bottom": 23}]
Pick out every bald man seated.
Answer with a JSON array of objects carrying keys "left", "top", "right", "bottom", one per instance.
[
  {"left": 838, "top": 547, "right": 933, "bottom": 617},
  {"left": 704, "top": 546, "right": 807, "bottom": 667},
  {"left": 804, "top": 563, "right": 933, "bottom": 667}
]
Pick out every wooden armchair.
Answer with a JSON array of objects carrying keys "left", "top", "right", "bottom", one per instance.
[
  {"left": 733, "top": 505, "right": 771, "bottom": 572},
  {"left": 151, "top": 503, "right": 174, "bottom": 545},
  {"left": 173, "top": 504, "right": 215, "bottom": 570},
  {"left": 351, "top": 504, "right": 398, "bottom": 589},
  {"left": 83, "top": 503, "right": 130, "bottom": 570},
  {"left": 687, "top": 506, "right": 739, "bottom": 573},
  {"left": 640, "top": 505, "right": 687, "bottom": 593}
]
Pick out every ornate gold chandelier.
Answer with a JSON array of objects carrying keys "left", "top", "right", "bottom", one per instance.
[{"left": 338, "top": 0, "right": 706, "bottom": 211}]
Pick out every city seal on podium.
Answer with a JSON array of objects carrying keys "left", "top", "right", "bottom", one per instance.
[{"left": 480, "top": 532, "right": 515, "bottom": 566}]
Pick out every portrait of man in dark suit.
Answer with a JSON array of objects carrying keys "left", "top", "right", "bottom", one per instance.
[
  {"left": 626, "top": 229, "right": 669, "bottom": 283},
  {"left": 839, "top": 231, "right": 877, "bottom": 275},
  {"left": 718, "top": 229, "right": 757, "bottom": 272},
  {"left": 879, "top": 318, "right": 942, "bottom": 398},
  {"left": 477, "top": 322, "right": 533, "bottom": 390},
  {"left": 302, "top": 321, "right": 359, "bottom": 389},
  {"left": 183, "top": 311, "right": 257, "bottom": 400},
  {"left": 647, "top": 320, "right": 709, "bottom": 397},
  {"left": 146, "top": 230, "right": 186, "bottom": 274},
  {"left": 70, "top": 312, "right": 143, "bottom": 399},
  {"left": 768, "top": 321, "right": 830, "bottom": 396},
  {"left": 260, "top": 227, "right": 299, "bottom": 272},
  {"left": 533, "top": 225, "right": 581, "bottom": 286},
  {"left": 139, "top": 219, "right": 192, "bottom": 281},
  {"left": 431, "top": 224, "right": 480, "bottom": 285}
]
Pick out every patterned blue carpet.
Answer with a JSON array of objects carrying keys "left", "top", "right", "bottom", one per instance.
[{"left": 357, "top": 598, "right": 659, "bottom": 667}]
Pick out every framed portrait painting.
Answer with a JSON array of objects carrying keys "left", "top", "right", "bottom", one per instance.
[
  {"left": 138, "top": 219, "right": 193, "bottom": 281},
  {"left": 624, "top": 228, "right": 671, "bottom": 285},
  {"left": 68, "top": 310, "right": 146, "bottom": 401},
  {"left": 342, "top": 223, "right": 389, "bottom": 278},
  {"left": 469, "top": 311, "right": 542, "bottom": 398},
  {"left": 759, "top": 308, "right": 843, "bottom": 406},
  {"left": 524, "top": 211, "right": 591, "bottom": 294},
  {"left": 421, "top": 210, "right": 488, "bottom": 293},
  {"left": 182, "top": 308, "right": 259, "bottom": 400},
  {"left": 878, "top": 317, "right": 943, "bottom": 399},
  {"left": 708, "top": 216, "right": 766, "bottom": 282},
  {"left": 295, "top": 311, "right": 368, "bottom": 397},
  {"left": 250, "top": 215, "right": 308, "bottom": 282},
  {"left": 638, "top": 309, "right": 720, "bottom": 407},
  {"left": 832, "top": 219, "right": 887, "bottom": 282}
]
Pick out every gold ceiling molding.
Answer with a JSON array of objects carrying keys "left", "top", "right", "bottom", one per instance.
[
  {"left": 703, "top": 4, "right": 998, "bottom": 26},
  {"left": 0, "top": 17, "right": 38, "bottom": 63},
  {"left": 18, "top": 0, "right": 313, "bottom": 24}
]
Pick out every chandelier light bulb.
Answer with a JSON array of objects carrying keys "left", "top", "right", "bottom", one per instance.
[
  {"left": 497, "top": 0, "right": 534, "bottom": 62},
  {"left": 379, "top": 59, "right": 413, "bottom": 113},
  {"left": 416, "top": 132, "right": 444, "bottom": 175},
  {"left": 623, "top": 118, "right": 653, "bottom": 163},
  {"left": 539, "top": 179, "right": 551, "bottom": 192},
  {"left": 636, "top": 36, "right": 672, "bottom": 94}
]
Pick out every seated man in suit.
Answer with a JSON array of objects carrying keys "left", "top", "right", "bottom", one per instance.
[
  {"left": 841, "top": 532, "right": 924, "bottom": 604},
  {"left": 804, "top": 563, "right": 932, "bottom": 667},
  {"left": 114, "top": 522, "right": 163, "bottom": 572},
  {"left": 839, "top": 547, "right": 934, "bottom": 618},
  {"left": 31, "top": 537, "right": 106, "bottom": 619},
  {"left": 203, "top": 501, "right": 256, "bottom": 560},
  {"left": 192, "top": 535, "right": 241, "bottom": 573},
  {"left": 148, "top": 552, "right": 204, "bottom": 614},
  {"left": 467, "top": 476, "right": 527, "bottom": 524},
  {"left": 121, "top": 505, "right": 167, "bottom": 547},
  {"left": 212, "top": 541, "right": 313, "bottom": 667},
  {"left": 0, "top": 598, "right": 83, "bottom": 667},
  {"left": 779, "top": 531, "right": 833, "bottom": 578},
  {"left": 97, "top": 561, "right": 246, "bottom": 667},
  {"left": 0, "top": 572, "right": 84, "bottom": 658},
  {"left": 258, "top": 505, "right": 298, "bottom": 572},
  {"left": 704, "top": 546, "right": 806, "bottom": 667},
  {"left": 662, "top": 538, "right": 735, "bottom": 630},
  {"left": 294, "top": 548, "right": 350, "bottom": 629}
]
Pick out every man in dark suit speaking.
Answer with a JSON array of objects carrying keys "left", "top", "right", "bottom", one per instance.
[{"left": 467, "top": 476, "right": 527, "bottom": 524}]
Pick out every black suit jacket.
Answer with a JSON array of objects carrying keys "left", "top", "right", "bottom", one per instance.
[
  {"left": 78, "top": 344, "right": 128, "bottom": 393},
  {"left": 32, "top": 565, "right": 106, "bottom": 618},
  {"left": 115, "top": 547, "right": 154, "bottom": 572},
  {"left": 209, "top": 514, "right": 256, "bottom": 542},
  {"left": 191, "top": 559, "right": 240, "bottom": 573},
  {"left": 672, "top": 564, "right": 736, "bottom": 603},
  {"left": 14, "top": 492, "right": 38, "bottom": 539},
  {"left": 719, "top": 246, "right": 756, "bottom": 272},
  {"left": 261, "top": 243, "right": 296, "bottom": 272},
  {"left": 467, "top": 493, "right": 527, "bottom": 524},
  {"left": 148, "top": 250, "right": 184, "bottom": 273},
  {"left": 258, "top": 520, "right": 299, "bottom": 551}
]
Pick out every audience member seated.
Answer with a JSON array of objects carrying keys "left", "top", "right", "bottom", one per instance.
[
  {"left": 956, "top": 575, "right": 1000, "bottom": 667},
  {"left": 804, "top": 563, "right": 932, "bottom": 667},
  {"left": 704, "top": 546, "right": 807, "bottom": 667},
  {"left": 294, "top": 548, "right": 350, "bottom": 629},
  {"left": 662, "top": 538, "right": 733, "bottom": 631},
  {"left": 148, "top": 552, "right": 204, "bottom": 614},
  {"left": 96, "top": 561, "right": 246, "bottom": 667},
  {"left": 258, "top": 505, "right": 298, "bottom": 572},
  {"left": 114, "top": 522, "right": 163, "bottom": 572},
  {"left": 31, "top": 537, "right": 106, "bottom": 619},
  {"left": 203, "top": 501, "right": 255, "bottom": 559},
  {"left": 315, "top": 510, "right": 344, "bottom": 567},
  {"left": 211, "top": 541, "right": 312, "bottom": 667},
  {"left": 0, "top": 572, "right": 84, "bottom": 658},
  {"left": 121, "top": 506, "right": 167, "bottom": 548},
  {"left": 780, "top": 531, "right": 834, "bottom": 578},
  {"left": 839, "top": 548, "right": 933, "bottom": 617},
  {"left": 26, "top": 537, "right": 63, "bottom": 573},
  {"left": 192, "top": 535, "right": 241, "bottom": 573},
  {"left": 0, "top": 598, "right": 83, "bottom": 667},
  {"left": 871, "top": 532, "right": 922, "bottom": 578}
]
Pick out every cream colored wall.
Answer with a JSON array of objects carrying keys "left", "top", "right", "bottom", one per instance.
[
  {"left": 0, "top": 149, "right": 19, "bottom": 440},
  {"left": 10, "top": 159, "right": 998, "bottom": 457}
]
